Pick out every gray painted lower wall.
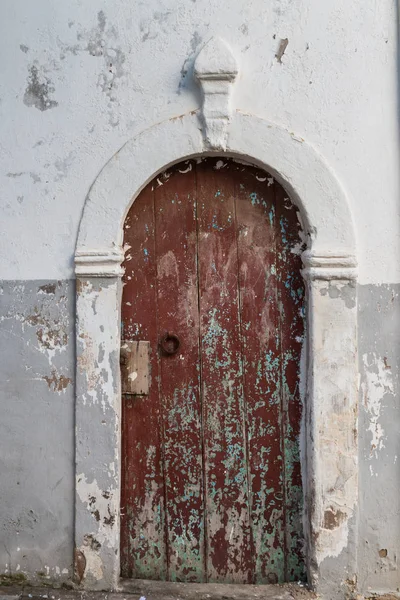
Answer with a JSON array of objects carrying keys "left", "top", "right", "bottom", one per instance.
[
  {"left": 0, "top": 280, "right": 75, "bottom": 586},
  {"left": 357, "top": 284, "right": 400, "bottom": 596},
  {"left": 0, "top": 279, "right": 399, "bottom": 596}
]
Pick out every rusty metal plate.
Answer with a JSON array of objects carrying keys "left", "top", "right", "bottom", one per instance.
[{"left": 120, "top": 340, "right": 150, "bottom": 395}]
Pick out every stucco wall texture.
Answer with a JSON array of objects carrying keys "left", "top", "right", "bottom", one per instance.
[{"left": 0, "top": 0, "right": 399, "bottom": 597}]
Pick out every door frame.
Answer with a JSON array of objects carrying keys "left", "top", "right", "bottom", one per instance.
[{"left": 74, "top": 110, "right": 358, "bottom": 599}]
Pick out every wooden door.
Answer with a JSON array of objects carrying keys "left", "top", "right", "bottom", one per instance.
[{"left": 120, "top": 158, "right": 305, "bottom": 584}]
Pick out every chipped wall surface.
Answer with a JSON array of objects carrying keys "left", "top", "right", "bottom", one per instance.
[
  {"left": 0, "top": 281, "right": 74, "bottom": 585},
  {"left": 358, "top": 285, "right": 400, "bottom": 596},
  {"left": 305, "top": 279, "right": 358, "bottom": 598},
  {"left": 0, "top": 0, "right": 400, "bottom": 597},
  {"left": 75, "top": 278, "right": 121, "bottom": 589}
]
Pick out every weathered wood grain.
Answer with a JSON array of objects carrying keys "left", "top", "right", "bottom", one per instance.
[
  {"left": 120, "top": 183, "right": 167, "bottom": 580},
  {"left": 154, "top": 163, "right": 204, "bottom": 582},
  {"left": 235, "top": 165, "right": 284, "bottom": 584},
  {"left": 121, "top": 158, "right": 305, "bottom": 583},
  {"left": 197, "top": 161, "right": 252, "bottom": 583},
  {"left": 121, "top": 341, "right": 150, "bottom": 395}
]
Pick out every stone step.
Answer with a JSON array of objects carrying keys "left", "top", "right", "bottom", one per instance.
[{"left": 0, "top": 582, "right": 316, "bottom": 600}]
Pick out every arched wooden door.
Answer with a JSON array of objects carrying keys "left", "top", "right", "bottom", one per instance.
[{"left": 120, "top": 158, "right": 305, "bottom": 584}]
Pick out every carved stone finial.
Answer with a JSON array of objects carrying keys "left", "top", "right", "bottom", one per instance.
[{"left": 194, "top": 37, "right": 238, "bottom": 150}]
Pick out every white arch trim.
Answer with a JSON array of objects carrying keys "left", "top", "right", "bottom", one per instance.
[
  {"left": 74, "top": 110, "right": 358, "bottom": 600},
  {"left": 76, "top": 110, "right": 356, "bottom": 273}
]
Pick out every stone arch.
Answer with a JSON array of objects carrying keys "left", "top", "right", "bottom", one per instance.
[
  {"left": 76, "top": 111, "right": 355, "bottom": 273},
  {"left": 74, "top": 111, "right": 358, "bottom": 600}
]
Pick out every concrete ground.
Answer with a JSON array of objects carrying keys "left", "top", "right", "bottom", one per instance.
[
  {"left": 0, "top": 580, "right": 316, "bottom": 600},
  {"left": 0, "top": 582, "right": 398, "bottom": 600}
]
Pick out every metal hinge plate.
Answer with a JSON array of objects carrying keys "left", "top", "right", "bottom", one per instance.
[{"left": 120, "top": 340, "right": 150, "bottom": 395}]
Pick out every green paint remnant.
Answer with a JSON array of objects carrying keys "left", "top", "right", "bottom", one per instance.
[
  {"left": 250, "top": 192, "right": 259, "bottom": 205},
  {"left": 0, "top": 572, "right": 27, "bottom": 586},
  {"left": 269, "top": 205, "right": 275, "bottom": 225}
]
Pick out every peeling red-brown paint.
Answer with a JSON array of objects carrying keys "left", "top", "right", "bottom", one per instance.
[
  {"left": 92, "top": 509, "right": 100, "bottom": 522},
  {"left": 121, "top": 158, "right": 305, "bottom": 583},
  {"left": 24, "top": 311, "right": 68, "bottom": 349},
  {"left": 323, "top": 508, "right": 347, "bottom": 530},
  {"left": 39, "top": 283, "right": 57, "bottom": 294},
  {"left": 74, "top": 548, "right": 86, "bottom": 583},
  {"left": 42, "top": 369, "right": 72, "bottom": 391},
  {"left": 104, "top": 505, "right": 116, "bottom": 526},
  {"left": 76, "top": 279, "right": 87, "bottom": 294}
]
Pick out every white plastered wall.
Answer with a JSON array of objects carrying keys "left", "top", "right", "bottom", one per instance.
[{"left": 0, "top": 0, "right": 399, "bottom": 285}]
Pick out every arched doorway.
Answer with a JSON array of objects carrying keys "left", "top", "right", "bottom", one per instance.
[
  {"left": 120, "top": 158, "right": 306, "bottom": 584},
  {"left": 75, "top": 109, "right": 358, "bottom": 597}
]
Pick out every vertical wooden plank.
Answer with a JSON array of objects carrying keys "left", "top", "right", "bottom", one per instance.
[
  {"left": 121, "top": 184, "right": 167, "bottom": 579},
  {"left": 154, "top": 162, "right": 205, "bottom": 582},
  {"left": 197, "top": 159, "right": 252, "bottom": 583},
  {"left": 275, "top": 184, "right": 306, "bottom": 581},
  {"left": 234, "top": 165, "right": 286, "bottom": 583}
]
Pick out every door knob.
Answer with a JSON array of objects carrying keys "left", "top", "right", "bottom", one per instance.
[{"left": 160, "top": 332, "right": 180, "bottom": 355}]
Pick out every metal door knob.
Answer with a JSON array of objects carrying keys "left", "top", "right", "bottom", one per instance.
[{"left": 160, "top": 332, "right": 180, "bottom": 355}]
